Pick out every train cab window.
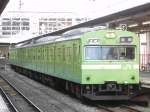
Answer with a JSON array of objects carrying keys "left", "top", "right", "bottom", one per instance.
[
  {"left": 84, "top": 46, "right": 135, "bottom": 60},
  {"left": 102, "top": 47, "right": 118, "bottom": 60},
  {"left": 118, "top": 47, "right": 135, "bottom": 60},
  {"left": 85, "top": 46, "right": 101, "bottom": 60}
]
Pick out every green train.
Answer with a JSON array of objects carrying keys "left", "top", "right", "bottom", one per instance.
[{"left": 9, "top": 28, "right": 140, "bottom": 100}]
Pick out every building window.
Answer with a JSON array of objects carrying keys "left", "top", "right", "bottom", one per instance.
[
  {"left": 12, "top": 18, "right": 20, "bottom": 20},
  {"left": 21, "top": 18, "right": 29, "bottom": 21},
  {"left": 2, "top": 27, "right": 11, "bottom": 30},
  {"left": 2, "top": 32, "right": 11, "bottom": 35},
  {"left": 21, "top": 22, "right": 29, "bottom": 26},
  {"left": 2, "top": 22, "right": 11, "bottom": 26},
  {"left": 2, "top": 18, "right": 11, "bottom": 20},
  {"left": 21, "top": 27, "right": 30, "bottom": 30},
  {"left": 67, "top": 18, "right": 72, "bottom": 21},
  {"left": 12, "top": 22, "right": 20, "bottom": 26},
  {"left": 12, "top": 27, "right": 20, "bottom": 30}
]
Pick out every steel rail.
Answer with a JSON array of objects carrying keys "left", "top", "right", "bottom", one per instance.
[
  {"left": 96, "top": 105, "right": 115, "bottom": 112},
  {"left": 0, "top": 87, "right": 19, "bottom": 112},
  {"left": 0, "top": 73, "right": 43, "bottom": 112},
  {"left": 120, "top": 105, "right": 142, "bottom": 112}
]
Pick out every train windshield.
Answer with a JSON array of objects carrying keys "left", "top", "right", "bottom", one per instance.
[{"left": 85, "top": 46, "right": 135, "bottom": 60}]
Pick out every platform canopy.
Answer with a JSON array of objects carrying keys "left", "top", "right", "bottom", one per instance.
[
  {"left": 0, "top": 0, "right": 9, "bottom": 46},
  {"left": 17, "top": 2, "right": 150, "bottom": 44},
  {"left": 45, "top": 2, "right": 150, "bottom": 35},
  {"left": 0, "top": 0, "right": 9, "bottom": 15}
]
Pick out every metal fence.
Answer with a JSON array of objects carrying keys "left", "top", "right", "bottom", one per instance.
[{"left": 140, "top": 54, "right": 150, "bottom": 72}]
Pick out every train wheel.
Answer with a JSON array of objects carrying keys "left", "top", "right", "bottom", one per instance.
[
  {"left": 75, "top": 85, "right": 82, "bottom": 99},
  {"left": 70, "top": 83, "right": 75, "bottom": 94},
  {"left": 65, "top": 81, "right": 69, "bottom": 91}
]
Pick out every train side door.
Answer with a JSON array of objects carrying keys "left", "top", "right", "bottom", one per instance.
[
  {"left": 62, "top": 45, "right": 66, "bottom": 75},
  {"left": 47, "top": 44, "right": 55, "bottom": 74},
  {"left": 73, "top": 40, "right": 80, "bottom": 77}
]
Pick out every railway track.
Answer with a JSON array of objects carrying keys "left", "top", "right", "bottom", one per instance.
[
  {"left": 96, "top": 105, "right": 115, "bottom": 112},
  {"left": 120, "top": 105, "right": 143, "bottom": 112},
  {"left": 96, "top": 104, "right": 144, "bottom": 112},
  {"left": 0, "top": 69, "right": 79, "bottom": 112},
  {"left": 0, "top": 74, "right": 43, "bottom": 112},
  {"left": 0, "top": 65, "right": 149, "bottom": 112},
  {"left": 0, "top": 87, "right": 18, "bottom": 112}
]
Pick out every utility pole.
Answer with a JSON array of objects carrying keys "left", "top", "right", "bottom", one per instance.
[{"left": 19, "top": 0, "right": 24, "bottom": 10}]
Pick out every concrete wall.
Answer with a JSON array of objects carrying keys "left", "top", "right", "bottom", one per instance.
[{"left": 0, "top": 46, "right": 9, "bottom": 58}]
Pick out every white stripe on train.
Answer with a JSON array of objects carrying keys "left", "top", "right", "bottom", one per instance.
[{"left": 81, "top": 64, "right": 139, "bottom": 69}]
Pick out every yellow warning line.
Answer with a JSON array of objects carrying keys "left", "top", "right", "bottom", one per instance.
[{"left": 3, "top": 85, "right": 10, "bottom": 91}]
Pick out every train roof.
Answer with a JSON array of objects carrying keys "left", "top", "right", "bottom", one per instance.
[
  {"left": 12, "top": 26, "right": 107, "bottom": 48},
  {"left": 11, "top": 27, "right": 137, "bottom": 49}
]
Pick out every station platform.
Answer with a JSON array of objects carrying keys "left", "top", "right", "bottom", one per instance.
[
  {"left": 0, "top": 94, "right": 10, "bottom": 112},
  {"left": 140, "top": 72, "right": 150, "bottom": 88}
]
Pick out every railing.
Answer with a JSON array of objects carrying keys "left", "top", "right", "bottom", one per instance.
[{"left": 140, "top": 54, "right": 150, "bottom": 72}]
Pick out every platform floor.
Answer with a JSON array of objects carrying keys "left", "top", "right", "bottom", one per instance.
[{"left": 0, "top": 94, "right": 10, "bottom": 112}]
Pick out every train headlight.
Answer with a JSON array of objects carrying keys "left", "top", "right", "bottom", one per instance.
[
  {"left": 124, "top": 81, "right": 128, "bottom": 84},
  {"left": 120, "top": 38, "right": 125, "bottom": 42},
  {"left": 105, "top": 32, "right": 116, "bottom": 38},
  {"left": 127, "top": 37, "right": 132, "bottom": 42},
  {"left": 93, "top": 39, "right": 98, "bottom": 43},
  {"left": 120, "top": 36, "right": 133, "bottom": 43},
  {"left": 88, "top": 39, "right": 99, "bottom": 44}
]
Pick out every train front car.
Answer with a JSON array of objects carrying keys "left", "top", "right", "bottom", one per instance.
[{"left": 81, "top": 30, "right": 140, "bottom": 100}]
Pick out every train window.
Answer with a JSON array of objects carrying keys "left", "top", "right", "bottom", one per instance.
[
  {"left": 85, "top": 46, "right": 101, "bottom": 60},
  {"left": 118, "top": 47, "right": 135, "bottom": 60},
  {"left": 101, "top": 47, "right": 118, "bottom": 60},
  {"left": 84, "top": 46, "right": 135, "bottom": 60}
]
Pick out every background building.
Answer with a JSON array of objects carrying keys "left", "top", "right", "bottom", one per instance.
[
  {"left": 0, "top": 11, "right": 91, "bottom": 40},
  {"left": 0, "top": 17, "right": 30, "bottom": 36}
]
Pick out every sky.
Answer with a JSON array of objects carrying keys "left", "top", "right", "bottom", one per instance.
[
  {"left": 0, "top": 0, "right": 150, "bottom": 43},
  {"left": 2, "top": 0, "right": 150, "bottom": 18}
]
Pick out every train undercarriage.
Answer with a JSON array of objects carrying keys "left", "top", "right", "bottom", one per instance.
[{"left": 10, "top": 65, "right": 140, "bottom": 100}]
